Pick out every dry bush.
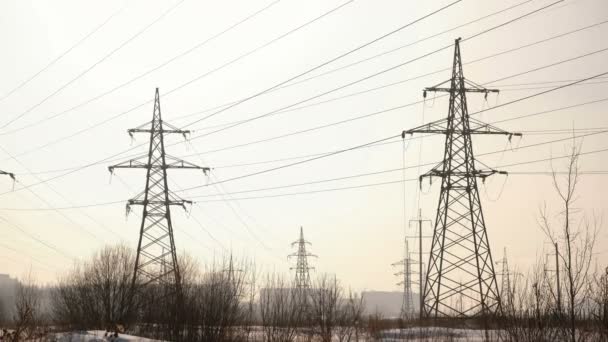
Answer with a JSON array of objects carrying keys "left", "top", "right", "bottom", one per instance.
[
  {"left": 52, "top": 244, "right": 135, "bottom": 330},
  {"left": 259, "top": 273, "right": 302, "bottom": 342}
]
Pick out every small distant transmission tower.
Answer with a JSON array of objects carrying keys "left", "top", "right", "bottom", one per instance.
[
  {"left": 392, "top": 240, "right": 415, "bottom": 318},
  {"left": 496, "top": 248, "right": 511, "bottom": 305},
  {"left": 288, "top": 226, "right": 317, "bottom": 290},
  {"left": 403, "top": 38, "right": 521, "bottom": 318},
  {"left": 109, "top": 88, "right": 209, "bottom": 295}
]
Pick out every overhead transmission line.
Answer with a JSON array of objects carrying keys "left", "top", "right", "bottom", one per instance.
[
  {"left": 4, "top": 129, "right": 608, "bottom": 211},
  {"left": 0, "top": 0, "right": 186, "bottom": 130},
  {"left": 174, "top": 70, "right": 608, "bottom": 192},
  {"left": 2, "top": 0, "right": 567, "bottom": 162},
  {"left": 178, "top": 0, "right": 463, "bottom": 129},
  {"left": 0, "top": 4, "right": 125, "bottom": 103},
  {"left": 180, "top": 0, "right": 565, "bottom": 141},
  {"left": 1, "top": 0, "right": 358, "bottom": 159},
  {"left": 181, "top": 20, "right": 608, "bottom": 135},
  {"left": 0, "top": 0, "right": 283, "bottom": 136},
  {"left": 0, "top": 214, "right": 74, "bottom": 261},
  {"left": 177, "top": 46, "right": 608, "bottom": 158},
  {"left": 183, "top": 130, "right": 608, "bottom": 199},
  {"left": 0, "top": 0, "right": 583, "bottom": 196},
  {"left": 2, "top": 55, "right": 605, "bottom": 200}
]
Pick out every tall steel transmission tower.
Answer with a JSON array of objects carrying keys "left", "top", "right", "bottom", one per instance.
[
  {"left": 109, "top": 88, "right": 209, "bottom": 295},
  {"left": 288, "top": 226, "right": 316, "bottom": 290},
  {"left": 403, "top": 38, "right": 521, "bottom": 318}
]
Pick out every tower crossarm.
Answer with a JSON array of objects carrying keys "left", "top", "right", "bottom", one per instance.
[
  {"left": 420, "top": 168, "right": 507, "bottom": 182},
  {"left": 0, "top": 170, "right": 15, "bottom": 180},
  {"left": 109, "top": 155, "right": 210, "bottom": 173},
  {"left": 402, "top": 118, "right": 522, "bottom": 138},
  {"left": 128, "top": 120, "right": 190, "bottom": 137}
]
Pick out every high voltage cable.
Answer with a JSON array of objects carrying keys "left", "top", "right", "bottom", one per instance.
[
  {"left": 4, "top": 130, "right": 608, "bottom": 211},
  {"left": 15, "top": 94, "right": 607, "bottom": 176},
  {"left": 180, "top": 0, "right": 566, "bottom": 141},
  {"left": 0, "top": 239, "right": 59, "bottom": 272},
  {"left": 0, "top": 0, "right": 187, "bottom": 130},
  {"left": 0, "top": 4, "right": 125, "bottom": 103},
  {"left": 182, "top": 20, "right": 608, "bottom": 135},
  {"left": 185, "top": 131, "right": 608, "bottom": 199},
  {"left": 1, "top": 0, "right": 580, "bottom": 162},
  {"left": 1, "top": 0, "right": 358, "bottom": 159},
  {"left": 0, "top": 144, "right": 125, "bottom": 240},
  {"left": 259, "top": 0, "right": 535, "bottom": 97},
  {"left": 178, "top": 84, "right": 608, "bottom": 192},
  {"left": 178, "top": 55, "right": 608, "bottom": 158},
  {"left": 0, "top": 215, "right": 74, "bottom": 261},
  {"left": 0, "top": 2, "right": 596, "bottom": 196},
  {"left": 0, "top": 0, "right": 283, "bottom": 136},
  {"left": 3, "top": 77, "right": 606, "bottom": 201},
  {"left": 178, "top": 0, "right": 463, "bottom": 129},
  {"left": 170, "top": 11, "right": 608, "bottom": 124}
]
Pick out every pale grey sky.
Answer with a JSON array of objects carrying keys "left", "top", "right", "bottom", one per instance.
[{"left": 0, "top": 0, "right": 606, "bottom": 291}]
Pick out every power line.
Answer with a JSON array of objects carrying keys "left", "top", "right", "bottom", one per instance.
[
  {"left": 181, "top": 0, "right": 567, "bottom": 141},
  {"left": 0, "top": 214, "right": 74, "bottom": 261},
  {"left": 4, "top": 130, "right": 608, "bottom": 211},
  {"left": 0, "top": 0, "right": 283, "bottom": 136},
  {"left": 179, "top": 56, "right": 608, "bottom": 159},
  {"left": 0, "top": 0, "right": 187, "bottom": 130},
  {"left": 0, "top": 0, "right": 357, "bottom": 160},
  {"left": 185, "top": 132, "right": 608, "bottom": 199},
  {"left": 191, "top": 150, "right": 608, "bottom": 203},
  {"left": 179, "top": 0, "right": 462, "bottom": 129},
  {"left": 0, "top": 239, "right": 59, "bottom": 272},
  {"left": 0, "top": 4, "right": 600, "bottom": 197},
  {"left": 259, "top": 0, "right": 535, "bottom": 97},
  {"left": 1, "top": 0, "right": 586, "bottom": 164},
  {"left": 0, "top": 4, "right": 125, "bottom": 103}
]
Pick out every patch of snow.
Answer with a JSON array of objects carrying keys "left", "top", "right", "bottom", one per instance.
[{"left": 54, "top": 330, "right": 160, "bottom": 342}]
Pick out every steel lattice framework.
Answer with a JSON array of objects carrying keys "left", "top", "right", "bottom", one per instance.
[
  {"left": 289, "top": 226, "right": 316, "bottom": 290},
  {"left": 392, "top": 239, "right": 415, "bottom": 317},
  {"left": 109, "top": 88, "right": 209, "bottom": 294},
  {"left": 403, "top": 38, "right": 521, "bottom": 318}
]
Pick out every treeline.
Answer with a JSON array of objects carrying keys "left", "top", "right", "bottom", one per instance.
[{"left": 3, "top": 244, "right": 368, "bottom": 341}]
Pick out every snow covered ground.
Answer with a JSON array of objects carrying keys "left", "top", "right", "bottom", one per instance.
[
  {"left": 382, "top": 327, "right": 503, "bottom": 341},
  {"left": 53, "top": 330, "right": 160, "bottom": 342}
]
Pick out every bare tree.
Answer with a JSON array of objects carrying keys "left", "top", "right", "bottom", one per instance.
[
  {"left": 335, "top": 290, "right": 364, "bottom": 342},
  {"left": 259, "top": 273, "right": 302, "bottom": 342},
  {"left": 310, "top": 274, "right": 343, "bottom": 342},
  {"left": 52, "top": 244, "right": 135, "bottom": 330},
  {"left": 539, "top": 144, "right": 600, "bottom": 342},
  {"left": 10, "top": 273, "right": 44, "bottom": 342}
]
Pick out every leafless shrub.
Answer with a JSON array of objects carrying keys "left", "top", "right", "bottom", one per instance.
[
  {"left": 52, "top": 244, "right": 135, "bottom": 330},
  {"left": 259, "top": 273, "right": 302, "bottom": 342},
  {"left": 539, "top": 144, "right": 600, "bottom": 341},
  {"left": 9, "top": 273, "right": 47, "bottom": 342}
]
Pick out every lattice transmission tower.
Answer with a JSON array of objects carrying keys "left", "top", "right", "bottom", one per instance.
[
  {"left": 109, "top": 88, "right": 209, "bottom": 295},
  {"left": 392, "top": 239, "right": 416, "bottom": 318},
  {"left": 402, "top": 38, "right": 521, "bottom": 318},
  {"left": 288, "top": 226, "right": 317, "bottom": 290}
]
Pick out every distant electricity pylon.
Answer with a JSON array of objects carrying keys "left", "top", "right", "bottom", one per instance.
[
  {"left": 496, "top": 247, "right": 514, "bottom": 310},
  {"left": 403, "top": 38, "right": 521, "bottom": 318},
  {"left": 109, "top": 88, "right": 209, "bottom": 296},
  {"left": 288, "top": 226, "right": 316, "bottom": 290},
  {"left": 392, "top": 240, "right": 416, "bottom": 318}
]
